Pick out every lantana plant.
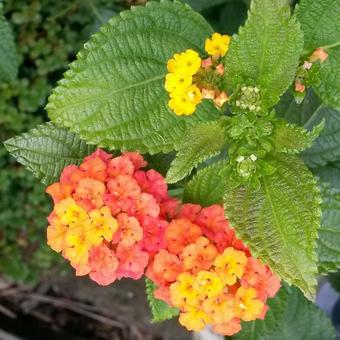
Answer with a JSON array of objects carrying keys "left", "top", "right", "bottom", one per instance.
[{"left": 4, "top": 0, "right": 340, "bottom": 337}]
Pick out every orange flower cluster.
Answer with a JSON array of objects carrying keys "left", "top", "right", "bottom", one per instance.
[
  {"left": 146, "top": 204, "right": 280, "bottom": 336},
  {"left": 46, "top": 149, "right": 177, "bottom": 285}
]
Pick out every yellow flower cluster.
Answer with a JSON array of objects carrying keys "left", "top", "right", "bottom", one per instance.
[
  {"left": 48, "top": 197, "right": 118, "bottom": 266},
  {"left": 169, "top": 247, "right": 264, "bottom": 334},
  {"left": 165, "top": 49, "right": 202, "bottom": 115},
  {"left": 165, "top": 33, "right": 231, "bottom": 116}
]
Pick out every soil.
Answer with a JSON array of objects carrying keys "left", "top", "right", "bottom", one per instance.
[{"left": 0, "top": 273, "right": 192, "bottom": 340}]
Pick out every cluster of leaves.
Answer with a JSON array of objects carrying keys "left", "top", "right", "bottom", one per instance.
[
  {"left": 3, "top": 0, "right": 340, "bottom": 338},
  {"left": 0, "top": 0, "right": 135, "bottom": 282}
]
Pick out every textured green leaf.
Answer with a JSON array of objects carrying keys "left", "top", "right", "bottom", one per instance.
[
  {"left": 4, "top": 123, "right": 96, "bottom": 185},
  {"left": 47, "top": 1, "right": 220, "bottom": 154},
  {"left": 145, "top": 278, "right": 179, "bottom": 323},
  {"left": 225, "top": 0, "right": 303, "bottom": 108},
  {"left": 296, "top": 0, "right": 340, "bottom": 109},
  {"left": 234, "top": 283, "right": 336, "bottom": 340},
  {"left": 0, "top": 3, "right": 19, "bottom": 82},
  {"left": 166, "top": 120, "right": 226, "bottom": 183},
  {"left": 276, "top": 90, "right": 340, "bottom": 168},
  {"left": 184, "top": 0, "right": 229, "bottom": 11},
  {"left": 273, "top": 119, "right": 324, "bottom": 154},
  {"left": 275, "top": 89, "right": 321, "bottom": 126},
  {"left": 318, "top": 184, "right": 340, "bottom": 274},
  {"left": 313, "top": 162, "right": 340, "bottom": 190},
  {"left": 183, "top": 160, "right": 228, "bottom": 206},
  {"left": 302, "top": 105, "right": 340, "bottom": 167},
  {"left": 224, "top": 154, "right": 321, "bottom": 300}
]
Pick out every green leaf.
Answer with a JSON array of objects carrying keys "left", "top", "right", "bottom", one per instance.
[
  {"left": 166, "top": 120, "right": 226, "bottom": 183},
  {"left": 276, "top": 90, "right": 340, "bottom": 168},
  {"left": 0, "top": 3, "right": 19, "bottom": 82},
  {"left": 46, "top": 1, "right": 220, "bottom": 154},
  {"left": 234, "top": 283, "right": 336, "bottom": 340},
  {"left": 296, "top": 0, "right": 340, "bottom": 109},
  {"left": 183, "top": 160, "right": 228, "bottom": 206},
  {"left": 312, "top": 162, "right": 340, "bottom": 190},
  {"left": 184, "top": 0, "right": 230, "bottom": 12},
  {"left": 272, "top": 119, "right": 324, "bottom": 154},
  {"left": 4, "top": 123, "right": 96, "bottom": 185},
  {"left": 224, "top": 154, "right": 321, "bottom": 300},
  {"left": 276, "top": 89, "right": 322, "bottom": 126},
  {"left": 145, "top": 278, "right": 179, "bottom": 323},
  {"left": 302, "top": 105, "right": 340, "bottom": 167},
  {"left": 318, "top": 184, "right": 340, "bottom": 274},
  {"left": 225, "top": 0, "right": 303, "bottom": 108}
]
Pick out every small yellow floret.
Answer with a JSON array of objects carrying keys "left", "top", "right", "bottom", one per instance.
[
  {"left": 64, "top": 220, "right": 93, "bottom": 264},
  {"left": 193, "top": 270, "right": 224, "bottom": 299},
  {"left": 170, "top": 272, "right": 199, "bottom": 308},
  {"left": 234, "top": 287, "right": 264, "bottom": 321},
  {"left": 47, "top": 219, "right": 68, "bottom": 253},
  {"left": 167, "top": 49, "right": 201, "bottom": 76},
  {"left": 214, "top": 247, "right": 247, "bottom": 285},
  {"left": 202, "top": 293, "right": 235, "bottom": 324},
  {"left": 165, "top": 73, "right": 192, "bottom": 93},
  {"left": 168, "top": 84, "right": 202, "bottom": 116},
  {"left": 179, "top": 307, "right": 211, "bottom": 332},
  {"left": 205, "top": 33, "right": 231, "bottom": 57},
  {"left": 54, "top": 198, "right": 88, "bottom": 226},
  {"left": 88, "top": 206, "right": 118, "bottom": 244}
]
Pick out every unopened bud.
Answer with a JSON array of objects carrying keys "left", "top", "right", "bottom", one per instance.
[
  {"left": 303, "top": 61, "right": 313, "bottom": 70},
  {"left": 215, "top": 63, "right": 225, "bottom": 75},
  {"left": 214, "top": 91, "right": 228, "bottom": 107},
  {"left": 201, "top": 87, "right": 216, "bottom": 99},
  {"left": 202, "top": 57, "right": 213, "bottom": 69},
  {"left": 309, "top": 48, "right": 328, "bottom": 63},
  {"left": 236, "top": 156, "right": 257, "bottom": 178},
  {"left": 295, "top": 82, "right": 305, "bottom": 93}
]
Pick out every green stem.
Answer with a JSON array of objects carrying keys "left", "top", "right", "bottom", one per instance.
[
  {"left": 303, "top": 104, "right": 324, "bottom": 130},
  {"left": 303, "top": 40, "right": 340, "bottom": 55},
  {"left": 86, "top": 0, "right": 104, "bottom": 24},
  {"left": 48, "top": 0, "right": 80, "bottom": 21},
  {"left": 322, "top": 41, "right": 340, "bottom": 50}
]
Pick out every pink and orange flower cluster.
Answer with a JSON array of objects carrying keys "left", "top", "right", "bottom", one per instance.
[
  {"left": 46, "top": 149, "right": 177, "bottom": 285},
  {"left": 146, "top": 203, "right": 280, "bottom": 335},
  {"left": 45, "top": 149, "right": 280, "bottom": 336}
]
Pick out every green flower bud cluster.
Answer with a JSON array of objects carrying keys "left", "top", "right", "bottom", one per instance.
[
  {"left": 235, "top": 85, "right": 262, "bottom": 112},
  {"left": 224, "top": 88, "right": 278, "bottom": 188}
]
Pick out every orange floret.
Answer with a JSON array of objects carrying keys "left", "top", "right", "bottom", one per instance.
[
  {"left": 73, "top": 178, "right": 105, "bottom": 211},
  {"left": 180, "top": 236, "right": 218, "bottom": 274},
  {"left": 80, "top": 155, "right": 107, "bottom": 182},
  {"left": 165, "top": 218, "right": 203, "bottom": 254},
  {"left": 241, "top": 257, "right": 280, "bottom": 300},
  {"left": 116, "top": 213, "right": 143, "bottom": 247},
  {"left": 212, "top": 318, "right": 242, "bottom": 336},
  {"left": 88, "top": 244, "right": 119, "bottom": 285},
  {"left": 152, "top": 249, "right": 183, "bottom": 283}
]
